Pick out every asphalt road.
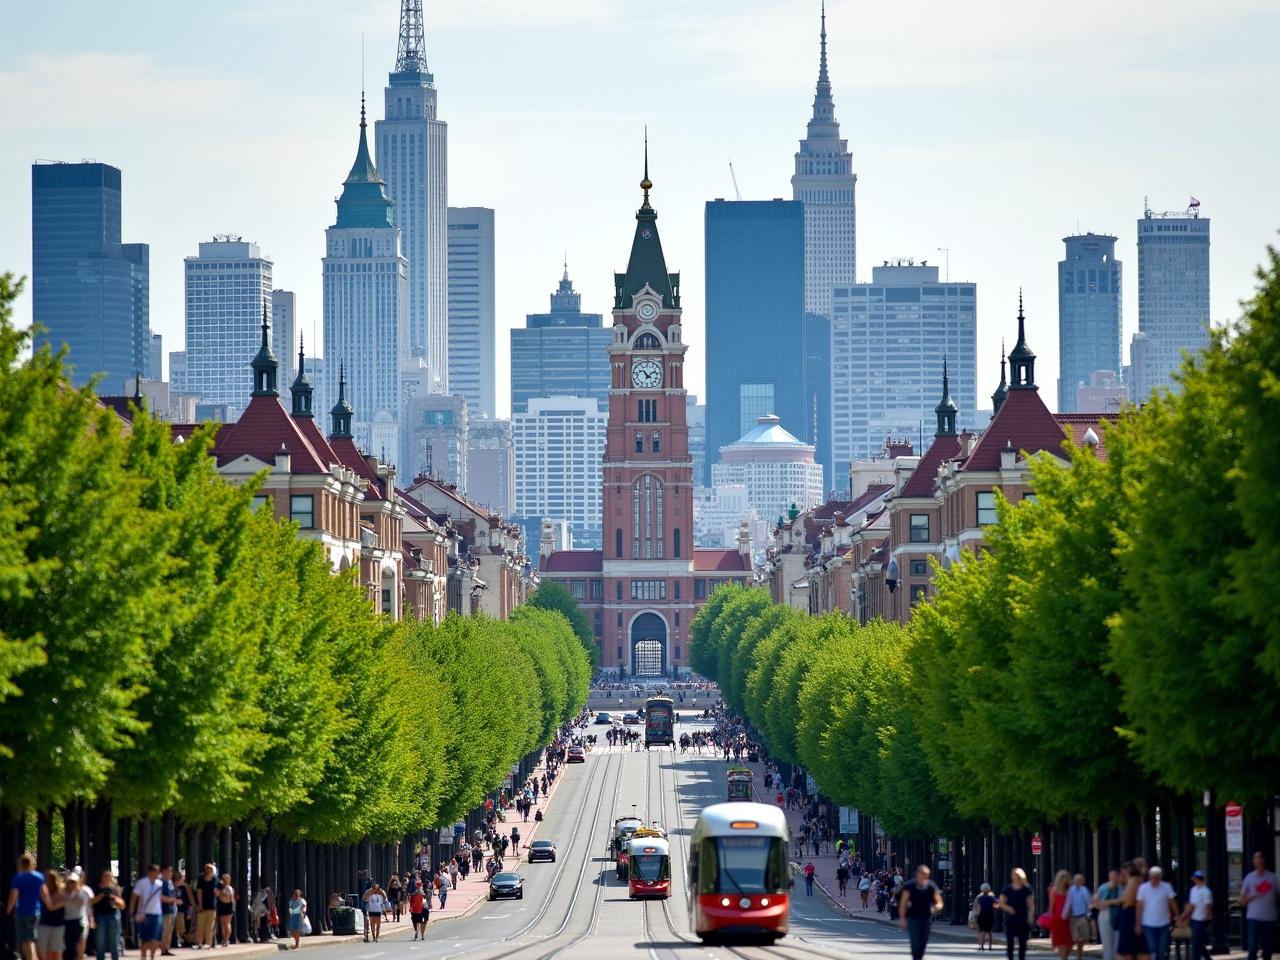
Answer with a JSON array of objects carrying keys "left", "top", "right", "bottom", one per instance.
[{"left": 294, "top": 721, "right": 988, "bottom": 960}]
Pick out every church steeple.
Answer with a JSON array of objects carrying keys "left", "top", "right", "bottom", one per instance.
[
  {"left": 329, "top": 363, "right": 354, "bottom": 439},
  {"left": 1008, "top": 291, "right": 1037, "bottom": 390},
  {"left": 251, "top": 299, "right": 279, "bottom": 397},
  {"left": 333, "top": 94, "right": 395, "bottom": 229},
  {"left": 934, "top": 356, "right": 958, "bottom": 436},
  {"left": 991, "top": 340, "right": 1008, "bottom": 414},
  {"left": 614, "top": 132, "right": 679, "bottom": 310},
  {"left": 290, "top": 334, "right": 314, "bottom": 418}
]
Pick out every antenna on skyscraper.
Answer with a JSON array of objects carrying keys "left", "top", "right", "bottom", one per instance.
[
  {"left": 396, "top": 0, "right": 427, "bottom": 73},
  {"left": 729, "top": 159, "right": 743, "bottom": 201}
]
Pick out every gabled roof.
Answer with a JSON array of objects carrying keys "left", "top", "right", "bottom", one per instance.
[
  {"left": 898, "top": 434, "right": 962, "bottom": 499},
  {"left": 212, "top": 395, "right": 332, "bottom": 475},
  {"left": 960, "top": 387, "right": 1068, "bottom": 472},
  {"left": 693, "top": 549, "right": 751, "bottom": 572},
  {"left": 329, "top": 435, "right": 385, "bottom": 501},
  {"left": 540, "top": 550, "right": 604, "bottom": 573}
]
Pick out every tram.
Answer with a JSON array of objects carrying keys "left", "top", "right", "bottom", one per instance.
[
  {"left": 644, "top": 696, "right": 675, "bottom": 748},
  {"left": 626, "top": 829, "right": 671, "bottom": 899},
  {"left": 688, "top": 802, "right": 790, "bottom": 943},
  {"left": 726, "top": 767, "right": 753, "bottom": 802}
]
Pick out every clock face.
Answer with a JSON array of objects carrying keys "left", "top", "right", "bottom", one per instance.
[
  {"left": 636, "top": 300, "right": 658, "bottom": 321},
  {"left": 631, "top": 359, "right": 663, "bottom": 389}
]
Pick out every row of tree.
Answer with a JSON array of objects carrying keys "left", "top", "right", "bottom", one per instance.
[
  {"left": 691, "top": 246, "right": 1280, "bottom": 836},
  {"left": 0, "top": 272, "right": 593, "bottom": 843}
]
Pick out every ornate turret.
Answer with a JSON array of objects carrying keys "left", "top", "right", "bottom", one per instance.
[
  {"left": 329, "top": 363, "right": 354, "bottom": 439},
  {"left": 934, "top": 357, "right": 958, "bottom": 437},
  {"left": 251, "top": 299, "right": 278, "bottom": 397},
  {"left": 614, "top": 132, "right": 680, "bottom": 310},
  {"left": 991, "top": 340, "right": 1008, "bottom": 415},
  {"left": 1008, "top": 291, "right": 1037, "bottom": 390},
  {"left": 333, "top": 95, "right": 395, "bottom": 230},
  {"left": 290, "top": 334, "right": 314, "bottom": 418}
]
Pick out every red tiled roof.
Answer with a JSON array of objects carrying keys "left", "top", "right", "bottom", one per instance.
[
  {"left": 293, "top": 416, "right": 346, "bottom": 478},
  {"left": 540, "top": 550, "right": 604, "bottom": 573},
  {"left": 329, "top": 435, "right": 385, "bottom": 501},
  {"left": 213, "top": 395, "right": 332, "bottom": 474},
  {"left": 693, "top": 549, "right": 751, "bottom": 572},
  {"left": 169, "top": 423, "right": 210, "bottom": 443},
  {"left": 1055, "top": 413, "right": 1117, "bottom": 462},
  {"left": 898, "top": 433, "right": 963, "bottom": 499},
  {"left": 961, "top": 388, "right": 1069, "bottom": 472}
]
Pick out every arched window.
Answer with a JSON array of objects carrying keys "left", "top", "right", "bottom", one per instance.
[
  {"left": 634, "top": 332, "right": 661, "bottom": 350},
  {"left": 632, "top": 475, "right": 665, "bottom": 559},
  {"left": 673, "top": 528, "right": 681, "bottom": 558},
  {"left": 615, "top": 527, "right": 623, "bottom": 557}
]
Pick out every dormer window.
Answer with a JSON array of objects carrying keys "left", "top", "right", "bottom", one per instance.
[{"left": 634, "top": 332, "right": 661, "bottom": 350}]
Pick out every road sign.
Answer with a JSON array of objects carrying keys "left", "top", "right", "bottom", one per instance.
[
  {"left": 1225, "top": 802, "right": 1244, "bottom": 853},
  {"left": 1031, "top": 834, "right": 1043, "bottom": 855},
  {"left": 839, "top": 807, "right": 859, "bottom": 834}
]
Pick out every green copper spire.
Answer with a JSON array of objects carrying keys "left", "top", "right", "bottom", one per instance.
[
  {"left": 251, "top": 299, "right": 279, "bottom": 397},
  {"left": 290, "top": 334, "right": 314, "bottom": 418},
  {"left": 334, "top": 94, "right": 395, "bottom": 229},
  {"left": 329, "top": 362, "right": 354, "bottom": 439}
]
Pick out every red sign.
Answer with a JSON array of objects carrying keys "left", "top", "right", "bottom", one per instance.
[
  {"left": 1224, "top": 802, "right": 1243, "bottom": 818},
  {"left": 1031, "top": 834, "right": 1043, "bottom": 855}
]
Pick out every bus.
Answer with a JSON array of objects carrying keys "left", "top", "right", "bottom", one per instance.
[
  {"left": 644, "top": 696, "right": 674, "bottom": 747},
  {"left": 726, "top": 767, "right": 753, "bottom": 802},
  {"left": 688, "top": 802, "right": 790, "bottom": 943},
  {"left": 627, "top": 831, "right": 672, "bottom": 899}
]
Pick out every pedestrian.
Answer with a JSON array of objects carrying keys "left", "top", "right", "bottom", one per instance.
[
  {"left": 286, "top": 890, "right": 306, "bottom": 951},
  {"left": 387, "top": 875, "right": 402, "bottom": 922},
  {"left": 999, "top": 867, "right": 1035, "bottom": 960},
  {"left": 214, "top": 875, "right": 235, "bottom": 948},
  {"left": 158, "top": 867, "right": 179, "bottom": 956},
  {"left": 898, "top": 865, "right": 944, "bottom": 960},
  {"left": 1047, "top": 871, "right": 1073, "bottom": 959},
  {"left": 1116, "top": 861, "right": 1144, "bottom": 960},
  {"left": 1137, "top": 866, "right": 1178, "bottom": 960},
  {"left": 62, "top": 872, "right": 92, "bottom": 960},
  {"left": 409, "top": 884, "right": 428, "bottom": 941},
  {"left": 1240, "top": 851, "right": 1278, "bottom": 960},
  {"left": 38, "top": 871, "right": 68, "bottom": 960},
  {"left": 861, "top": 874, "right": 872, "bottom": 910},
  {"left": 89, "top": 871, "right": 122, "bottom": 960},
  {"left": 436, "top": 870, "right": 451, "bottom": 910},
  {"left": 803, "top": 862, "right": 816, "bottom": 897},
  {"left": 1069, "top": 874, "right": 1093, "bottom": 960},
  {"left": 173, "top": 873, "right": 193, "bottom": 948},
  {"left": 1181, "top": 871, "right": 1213, "bottom": 960},
  {"left": 363, "top": 884, "right": 385, "bottom": 943},
  {"left": 974, "top": 882, "right": 997, "bottom": 951},
  {"left": 837, "top": 863, "right": 850, "bottom": 898},
  {"left": 1095, "top": 869, "right": 1124, "bottom": 960},
  {"left": 7, "top": 854, "right": 46, "bottom": 960},
  {"left": 193, "top": 864, "right": 218, "bottom": 950}
]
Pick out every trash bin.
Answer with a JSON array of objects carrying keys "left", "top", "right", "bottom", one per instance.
[{"left": 330, "top": 906, "right": 357, "bottom": 936}]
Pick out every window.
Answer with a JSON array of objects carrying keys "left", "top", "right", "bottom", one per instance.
[
  {"left": 674, "top": 581, "right": 681, "bottom": 600},
  {"left": 652, "top": 431, "right": 660, "bottom": 453},
  {"left": 615, "top": 580, "right": 623, "bottom": 601},
  {"left": 632, "top": 475, "right": 664, "bottom": 559},
  {"left": 694, "top": 579, "right": 707, "bottom": 600},
  {"left": 909, "top": 514, "right": 929, "bottom": 543},
  {"left": 977, "top": 491, "right": 997, "bottom": 526},
  {"left": 571, "top": 580, "right": 586, "bottom": 599},
  {"left": 616, "top": 645, "right": 623, "bottom": 660},
  {"left": 739, "top": 383, "right": 775, "bottom": 434},
  {"left": 635, "top": 431, "right": 644, "bottom": 453},
  {"left": 910, "top": 584, "right": 928, "bottom": 606},
  {"left": 290, "top": 494, "right": 315, "bottom": 529},
  {"left": 617, "top": 611, "right": 623, "bottom": 627},
  {"left": 673, "top": 528, "right": 681, "bottom": 558},
  {"left": 638, "top": 399, "right": 657, "bottom": 422},
  {"left": 1023, "top": 493, "right": 1038, "bottom": 504},
  {"left": 252, "top": 494, "right": 271, "bottom": 512},
  {"left": 909, "top": 559, "right": 928, "bottom": 577},
  {"left": 635, "top": 332, "right": 660, "bottom": 349},
  {"left": 674, "top": 645, "right": 681, "bottom": 660},
  {"left": 590, "top": 579, "right": 603, "bottom": 600},
  {"left": 631, "top": 579, "right": 667, "bottom": 601},
  {"left": 615, "top": 528, "right": 623, "bottom": 557}
]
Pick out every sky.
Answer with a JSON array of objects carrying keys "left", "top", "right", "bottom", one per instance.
[{"left": 3, "top": 0, "right": 1279, "bottom": 418}]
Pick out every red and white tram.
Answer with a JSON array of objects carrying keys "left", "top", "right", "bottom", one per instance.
[
  {"left": 627, "top": 832, "right": 671, "bottom": 899},
  {"left": 688, "top": 802, "right": 790, "bottom": 943}
]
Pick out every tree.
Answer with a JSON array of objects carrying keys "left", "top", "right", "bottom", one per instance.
[
  {"left": 526, "top": 581, "right": 597, "bottom": 669},
  {"left": 689, "top": 583, "right": 743, "bottom": 679},
  {"left": 710, "top": 589, "right": 772, "bottom": 712}
]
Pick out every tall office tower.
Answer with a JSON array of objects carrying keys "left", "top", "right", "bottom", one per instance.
[
  {"left": 1131, "top": 201, "right": 1211, "bottom": 400},
  {"left": 147, "top": 332, "right": 163, "bottom": 382},
  {"left": 270, "top": 289, "right": 296, "bottom": 389},
  {"left": 791, "top": 4, "right": 857, "bottom": 313},
  {"left": 376, "top": 0, "right": 448, "bottom": 385},
  {"left": 169, "top": 351, "right": 187, "bottom": 393},
  {"left": 830, "top": 261, "right": 976, "bottom": 475},
  {"left": 403, "top": 393, "right": 468, "bottom": 487},
  {"left": 31, "top": 161, "right": 149, "bottom": 391},
  {"left": 514, "top": 397, "right": 606, "bottom": 548},
  {"left": 323, "top": 100, "right": 410, "bottom": 461},
  {"left": 183, "top": 237, "right": 272, "bottom": 410},
  {"left": 510, "top": 264, "right": 611, "bottom": 413},
  {"left": 467, "top": 417, "right": 514, "bottom": 515},
  {"left": 687, "top": 396, "right": 706, "bottom": 488},
  {"left": 705, "top": 199, "right": 828, "bottom": 485},
  {"left": 447, "top": 207, "right": 496, "bottom": 417},
  {"left": 1057, "top": 233, "right": 1121, "bottom": 413}
]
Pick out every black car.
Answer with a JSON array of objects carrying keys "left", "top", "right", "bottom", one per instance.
[
  {"left": 594, "top": 712, "right": 613, "bottom": 725},
  {"left": 622, "top": 713, "right": 641, "bottom": 725},
  {"left": 527, "top": 839, "right": 557, "bottom": 862},
  {"left": 488, "top": 871, "right": 524, "bottom": 901}
]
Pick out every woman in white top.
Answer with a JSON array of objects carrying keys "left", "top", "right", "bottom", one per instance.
[
  {"left": 63, "top": 874, "right": 94, "bottom": 960},
  {"left": 363, "top": 886, "right": 387, "bottom": 942}
]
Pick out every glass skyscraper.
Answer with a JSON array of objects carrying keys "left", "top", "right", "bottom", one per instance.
[
  {"left": 704, "top": 199, "right": 823, "bottom": 487},
  {"left": 1057, "top": 234, "right": 1122, "bottom": 413},
  {"left": 31, "top": 161, "right": 149, "bottom": 392},
  {"left": 447, "top": 207, "right": 496, "bottom": 418},
  {"left": 510, "top": 265, "right": 610, "bottom": 414}
]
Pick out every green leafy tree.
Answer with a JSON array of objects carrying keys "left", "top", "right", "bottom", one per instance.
[
  {"left": 689, "top": 583, "right": 742, "bottom": 679},
  {"left": 526, "top": 581, "right": 597, "bottom": 669},
  {"left": 711, "top": 588, "right": 772, "bottom": 712}
]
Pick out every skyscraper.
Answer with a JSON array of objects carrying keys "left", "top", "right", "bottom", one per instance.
[
  {"left": 322, "top": 99, "right": 409, "bottom": 462},
  {"left": 829, "top": 261, "right": 976, "bottom": 474},
  {"left": 704, "top": 199, "right": 822, "bottom": 485},
  {"left": 376, "top": 0, "right": 448, "bottom": 387},
  {"left": 467, "top": 417, "right": 514, "bottom": 516},
  {"left": 271, "top": 289, "right": 296, "bottom": 389},
  {"left": 510, "top": 264, "right": 611, "bottom": 414},
  {"left": 791, "top": 4, "right": 857, "bottom": 313},
  {"left": 1131, "top": 201, "right": 1211, "bottom": 400},
  {"left": 513, "top": 397, "right": 606, "bottom": 548},
  {"left": 1057, "top": 233, "right": 1121, "bottom": 413},
  {"left": 183, "top": 237, "right": 272, "bottom": 410},
  {"left": 403, "top": 393, "right": 467, "bottom": 487},
  {"left": 447, "top": 207, "right": 495, "bottom": 418},
  {"left": 31, "top": 161, "right": 149, "bottom": 391},
  {"left": 147, "top": 332, "right": 163, "bottom": 382}
]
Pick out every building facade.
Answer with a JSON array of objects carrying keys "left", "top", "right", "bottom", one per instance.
[
  {"left": 32, "top": 161, "right": 149, "bottom": 392},
  {"left": 712, "top": 414, "right": 825, "bottom": 527},
  {"left": 322, "top": 102, "right": 409, "bottom": 463},
  {"left": 1131, "top": 202, "right": 1211, "bottom": 401},
  {"left": 791, "top": 6, "right": 857, "bottom": 314},
  {"left": 271, "top": 289, "right": 296, "bottom": 389},
  {"left": 403, "top": 392, "right": 468, "bottom": 489},
  {"left": 538, "top": 164, "right": 752, "bottom": 677},
  {"left": 183, "top": 238, "right": 273, "bottom": 412},
  {"left": 514, "top": 397, "right": 606, "bottom": 548},
  {"left": 1076, "top": 369, "right": 1128, "bottom": 413},
  {"left": 510, "top": 265, "right": 611, "bottom": 413},
  {"left": 376, "top": 0, "right": 448, "bottom": 385},
  {"left": 830, "top": 261, "right": 976, "bottom": 474},
  {"left": 446, "top": 207, "right": 495, "bottom": 418},
  {"left": 467, "top": 417, "right": 514, "bottom": 516},
  {"left": 147, "top": 333, "right": 163, "bottom": 382},
  {"left": 1057, "top": 233, "right": 1121, "bottom": 413}
]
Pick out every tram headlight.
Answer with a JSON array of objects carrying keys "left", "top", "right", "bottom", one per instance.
[
  {"left": 721, "top": 897, "right": 732, "bottom": 907},
  {"left": 760, "top": 898, "right": 770, "bottom": 906},
  {"left": 739, "top": 897, "right": 752, "bottom": 909}
]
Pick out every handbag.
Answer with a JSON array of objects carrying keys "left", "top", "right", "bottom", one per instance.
[
  {"left": 1172, "top": 924, "right": 1192, "bottom": 942},
  {"left": 1036, "top": 912, "right": 1052, "bottom": 929},
  {"left": 268, "top": 908, "right": 280, "bottom": 928},
  {"left": 300, "top": 915, "right": 312, "bottom": 936}
]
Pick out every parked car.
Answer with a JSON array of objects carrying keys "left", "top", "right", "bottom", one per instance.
[
  {"left": 527, "top": 839, "right": 557, "bottom": 862},
  {"left": 488, "top": 872, "right": 524, "bottom": 901},
  {"left": 622, "top": 713, "right": 641, "bottom": 725},
  {"left": 567, "top": 745, "right": 586, "bottom": 763}
]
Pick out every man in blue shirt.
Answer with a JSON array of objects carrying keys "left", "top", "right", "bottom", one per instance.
[{"left": 5, "top": 853, "right": 45, "bottom": 960}]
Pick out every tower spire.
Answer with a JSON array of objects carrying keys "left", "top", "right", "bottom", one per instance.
[
  {"left": 819, "top": 0, "right": 829, "bottom": 86},
  {"left": 291, "top": 333, "right": 314, "bottom": 418},
  {"left": 329, "top": 362, "right": 353, "bottom": 439},
  {"left": 395, "top": 0, "right": 427, "bottom": 73},
  {"left": 251, "top": 298, "right": 279, "bottom": 397},
  {"left": 640, "top": 126, "right": 652, "bottom": 210},
  {"left": 1008, "top": 291, "right": 1038, "bottom": 390},
  {"left": 991, "top": 340, "right": 1008, "bottom": 415},
  {"left": 934, "top": 355, "right": 958, "bottom": 436},
  {"left": 808, "top": 0, "right": 835, "bottom": 128}
]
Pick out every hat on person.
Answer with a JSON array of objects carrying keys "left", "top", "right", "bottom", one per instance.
[
  {"left": 981, "top": 882, "right": 992, "bottom": 892},
  {"left": 1191, "top": 870, "right": 1205, "bottom": 880}
]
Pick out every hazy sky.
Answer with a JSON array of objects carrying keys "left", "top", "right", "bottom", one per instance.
[{"left": 3, "top": 0, "right": 1278, "bottom": 418}]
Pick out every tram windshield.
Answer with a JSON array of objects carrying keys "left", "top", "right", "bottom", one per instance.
[
  {"left": 696, "top": 836, "right": 788, "bottom": 895},
  {"left": 631, "top": 853, "right": 669, "bottom": 883}
]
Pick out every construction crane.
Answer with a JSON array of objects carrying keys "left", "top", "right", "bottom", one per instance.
[{"left": 728, "top": 159, "right": 742, "bottom": 201}]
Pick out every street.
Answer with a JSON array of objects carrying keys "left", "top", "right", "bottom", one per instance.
[{"left": 292, "top": 720, "right": 997, "bottom": 960}]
